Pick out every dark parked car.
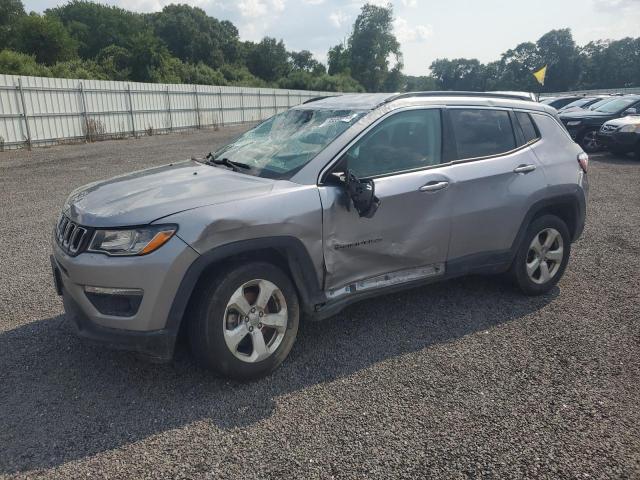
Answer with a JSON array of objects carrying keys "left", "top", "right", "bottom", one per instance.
[
  {"left": 597, "top": 115, "right": 640, "bottom": 158},
  {"left": 540, "top": 96, "right": 583, "bottom": 110},
  {"left": 559, "top": 95, "right": 640, "bottom": 152},
  {"left": 558, "top": 96, "right": 605, "bottom": 113}
]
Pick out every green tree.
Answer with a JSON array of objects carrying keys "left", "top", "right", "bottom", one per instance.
[
  {"left": 402, "top": 75, "right": 438, "bottom": 92},
  {"left": 536, "top": 28, "right": 579, "bottom": 92},
  {"left": 47, "top": 1, "right": 147, "bottom": 60},
  {"left": 290, "top": 50, "right": 326, "bottom": 74},
  {"left": 347, "top": 3, "right": 402, "bottom": 92},
  {"left": 327, "top": 43, "right": 350, "bottom": 76},
  {"left": 150, "top": 4, "right": 239, "bottom": 69},
  {"left": 0, "top": 49, "right": 51, "bottom": 76},
  {"left": 429, "top": 58, "right": 486, "bottom": 91},
  {"left": 13, "top": 13, "right": 77, "bottom": 65},
  {"left": 0, "top": 0, "right": 26, "bottom": 50},
  {"left": 246, "top": 37, "right": 290, "bottom": 82}
]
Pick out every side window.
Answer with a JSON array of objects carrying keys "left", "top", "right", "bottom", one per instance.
[
  {"left": 515, "top": 111, "right": 541, "bottom": 144},
  {"left": 344, "top": 109, "right": 442, "bottom": 178},
  {"left": 450, "top": 109, "right": 516, "bottom": 159}
]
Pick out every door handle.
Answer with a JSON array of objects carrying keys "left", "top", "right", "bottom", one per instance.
[
  {"left": 513, "top": 164, "right": 536, "bottom": 174},
  {"left": 419, "top": 181, "right": 449, "bottom": 192}
]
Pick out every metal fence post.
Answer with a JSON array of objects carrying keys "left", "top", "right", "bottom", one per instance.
[
  {"left": 218, "top": 87, "right": 224, "bottom": 127},
  {"left": 126, "top": 84, "right": 136, "bottom": 138},
  {"left": 17, "top": 78, "right": 31, "bottom": 150},
  {"left": 194, "top": 85, "right": 201, "bottom": 129},
  {"left": 166, "top": 86, "right": 172, "bottom": 132},
  {"left": 240, "top": 90, "right": 245, "bottom": 123},
  {"left": 287, "top": 91, "right": 291, "bottom": 108},
  {"left": 78, "top": 81, "right": 89, "bottom": 142},
  {"left": 273, "top": 90, "right": 277, "bottom": 114},
  {"left": 258, "top": 90, "right": 262, "bottom": 120}
]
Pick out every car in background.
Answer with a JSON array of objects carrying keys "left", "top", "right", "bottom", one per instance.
[
  {"left": 558, "top": 96, "right": 606, "bottom": 113},
  {"left": 540, "top": 96, "right": 583, "bottom": 110},
  {"left": 597, "top": 115, "right": 640, "bottom": 158},
  {"left": 559, "top": 95, "right": 640, "bottom": 152}
]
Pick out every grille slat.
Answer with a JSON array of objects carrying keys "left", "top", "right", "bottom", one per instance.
[{"left": 56, "top": 214, "right": 89, "bottom": 255}]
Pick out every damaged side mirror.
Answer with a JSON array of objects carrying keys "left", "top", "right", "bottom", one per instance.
[{"left": 343, "top": 169, "right": 381, "bottom": 218}]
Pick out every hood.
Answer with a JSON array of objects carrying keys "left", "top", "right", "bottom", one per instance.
[
  {"left": 559, "top": 109, "right": 614, "bottom": 121},
  {"left": 602, "top": 115, "right": 640, "bottom": 128},
  {"left": 65, "top": 160, "right": 275, "bottom": 227}
]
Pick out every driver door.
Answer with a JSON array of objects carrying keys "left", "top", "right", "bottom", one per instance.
[{"left": 318, "top": 108, "right": 453, "bottom": 294}]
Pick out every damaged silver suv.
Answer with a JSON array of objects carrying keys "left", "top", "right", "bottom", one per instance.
[{"left": 52, "top": 92, "right": 589, "bottom": 379}]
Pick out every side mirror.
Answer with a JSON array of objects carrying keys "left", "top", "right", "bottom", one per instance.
[
  {"left": 623, "top": 107, "right": 638, "bottom": 116},
  {"left": 343, "top": 169, "right": 380, "bottom": 218}
]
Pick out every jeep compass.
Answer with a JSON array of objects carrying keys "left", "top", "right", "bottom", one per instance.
[{"left": 52, "top": 92, "right": 589, "bottom": 379}]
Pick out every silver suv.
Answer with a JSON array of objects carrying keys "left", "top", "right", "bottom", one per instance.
[{"left": 51, "top": 92, "right": 589, "bottom": 379}]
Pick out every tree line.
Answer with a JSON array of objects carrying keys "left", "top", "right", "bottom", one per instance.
[{"left": 0, "top": 0, "right": 638, "bottom": 93}]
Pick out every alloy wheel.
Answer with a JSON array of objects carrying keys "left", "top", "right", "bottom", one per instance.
[
  {"left": 223, "top": 279, "right": 288, "bottom": 363},
  {"left": 526, "top": 228, "right": 564, "bottom": 285},
  {"left": 582, "top": 130, "right": 599, "bottom": 152}
]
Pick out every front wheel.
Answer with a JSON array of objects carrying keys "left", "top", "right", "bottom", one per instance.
[
  {"left": 510, "top": 215, "right": 571, "bottom": 296},
  {"left": 579, "top": 129, "right": 600, "bottom": 153},
  {"left": 188, "top": 262, "right": 300, "bottom": 380}
]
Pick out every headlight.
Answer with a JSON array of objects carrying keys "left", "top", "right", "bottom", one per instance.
[
  {"left": 566, "top": 121, "right": 582, "bottom": 126},
  {"left": 619, "top": 124, "right": 640, "bottom": 133},
  {"left": 88, "top": 225, "right": 177, "bottom": 256}
]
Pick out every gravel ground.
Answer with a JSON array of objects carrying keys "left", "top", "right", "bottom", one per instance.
[{"left": 0, "top": 129, "right": 639, "bottom": 479}]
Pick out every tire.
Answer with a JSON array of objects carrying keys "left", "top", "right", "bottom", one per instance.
[
  {"left": 635, "top": 142, "right": 640, "bottom": 160},
  {"left": 188, "top": 262, "right": 300, "bottom": 380},
  {"left": 579, "top": 129, "right": 600, "bottom": 153},
  {"left": 509, "top": 215, "right": 571, "bottom": 296}
]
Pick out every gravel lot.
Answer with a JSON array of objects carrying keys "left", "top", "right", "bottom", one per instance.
[{"left": 1, "top": 128, "right": 639, "bottom": 479}]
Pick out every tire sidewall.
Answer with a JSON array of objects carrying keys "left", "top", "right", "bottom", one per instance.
[
  {"left": 192, "top": 262, "right": 300, "bottom": 379},
  {"left": 513, "top": 215, "right": 571, "bottom": 295}
]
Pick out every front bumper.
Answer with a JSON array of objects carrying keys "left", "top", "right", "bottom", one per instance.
[
  {"left": 51, "top": 234, "right": 199, "bottom": 360},
  {"left": 596, "top": 130, "right": 638, "bottom": 151}
]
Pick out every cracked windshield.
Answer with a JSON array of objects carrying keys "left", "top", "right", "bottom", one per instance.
[{"left": 212, "top": 109, "right": 364, "bottom": 178}]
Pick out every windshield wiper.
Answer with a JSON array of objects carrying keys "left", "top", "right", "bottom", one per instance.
[{"left": 205, "top": 152, "right": 251, "bottom": 172}]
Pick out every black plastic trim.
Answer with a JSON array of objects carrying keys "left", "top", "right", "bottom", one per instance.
[
  {"left": 62, "top": 290, "right": 175, "bottom": 361},
  {"left": 165, "top": 236, "right": 324, "bottom": 335}
]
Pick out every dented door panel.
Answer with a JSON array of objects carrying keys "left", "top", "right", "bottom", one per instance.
[{"left": 319, "top": 168, "right": 453, "bottom": 291}]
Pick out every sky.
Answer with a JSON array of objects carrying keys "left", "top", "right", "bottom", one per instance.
[{"left": 23, "top": 0, "right": 640, "bottom": 76}]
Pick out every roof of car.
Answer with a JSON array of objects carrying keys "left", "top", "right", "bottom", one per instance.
[{"left": 297, "top": 91, "right": 541, "bottom": 111}]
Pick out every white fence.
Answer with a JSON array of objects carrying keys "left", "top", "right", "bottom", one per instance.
[{"left": 0, "top": 74, "right": 336, "bottom": 150}]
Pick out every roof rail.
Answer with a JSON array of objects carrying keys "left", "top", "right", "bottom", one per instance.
[
  {"left": 303, "top": 95, "right": 339, "bottom": 104},
  {"left": 384, "top": 91, "right": 536, "bottom": 103}
]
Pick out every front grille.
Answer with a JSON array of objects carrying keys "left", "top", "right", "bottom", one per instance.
[{"left": 56, "top": 214, "right": 90, "bottom": 255}]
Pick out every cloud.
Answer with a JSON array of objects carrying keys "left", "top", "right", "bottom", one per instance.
[
  {"left": 329, "top": 10, "right": 349, "bottom": 27},
  {"left": 394, "top": 17, "right": 433, "bottom": 43},
  {"left": 401, "top": 0, "right": 417, "bottom": 6},
  {"left": 238, "top": 0, "right": 268, "bottom": 18},
  {"left": 592, "top": 0, "right": 640, "bottom": 10}
]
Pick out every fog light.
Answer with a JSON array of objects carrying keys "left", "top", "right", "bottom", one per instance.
[{"left": 84, "top": 286, "right": 143, "bottom": 317}]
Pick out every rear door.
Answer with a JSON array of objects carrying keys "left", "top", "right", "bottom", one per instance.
[
  {"left": 318, "top": 107, "right": 453, "bottom": 294},
  {"left": 444, "top": 107, "right": 548, "bottom": 268}
]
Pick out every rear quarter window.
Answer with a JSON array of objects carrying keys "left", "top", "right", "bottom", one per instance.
[
  {"left": 515, "top": 112, "right": 541, "bottom": 144},
  {"left": 449, "top": 109, "right": 516, "bottom": 160}
]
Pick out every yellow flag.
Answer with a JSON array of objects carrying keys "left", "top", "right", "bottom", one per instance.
[{"left": 533, "top": 65, "right": 547, "bottom": 86}]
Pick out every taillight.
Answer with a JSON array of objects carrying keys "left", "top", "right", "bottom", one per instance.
[{"left": 578, "top": 152, "right": 588, "bottom": 173}]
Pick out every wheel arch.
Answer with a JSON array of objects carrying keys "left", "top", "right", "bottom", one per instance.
[
  {"left": 166, "top": 236, "right": 324, "bottom": 338},
  {"left": 510, "top": 193, "right": 585, "bottom": 263}
]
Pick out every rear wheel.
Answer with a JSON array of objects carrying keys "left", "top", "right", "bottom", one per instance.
[
  {"left": 579, "top": 129, "right": 600, "bottom": 153},
  {"left": 188, "top": 262, "right": 299, "bottom": 380},
  {"left": 510, "top": 215, "right": 571, "bottom": 295}
]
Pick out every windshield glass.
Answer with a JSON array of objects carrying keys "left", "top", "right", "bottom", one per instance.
[
  {"left": 212, "top": 109, "right": 365, "bottom": 179},
  {"left": 587, "top": 98, "right": 614, "bottom": 110},
  {"left": 561, "top": 98, "right": 593, "bottom": 109},
  {"left": 594, "top": 97, "right": 638, "bottom": 113}
]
